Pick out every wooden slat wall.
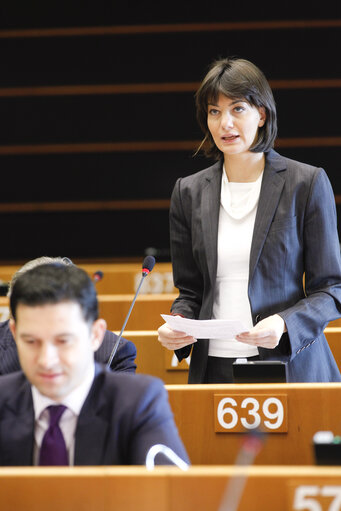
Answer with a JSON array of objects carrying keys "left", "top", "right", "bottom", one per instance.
[{"left": 0, "top": 9, "right": 340, "bottom": 261}]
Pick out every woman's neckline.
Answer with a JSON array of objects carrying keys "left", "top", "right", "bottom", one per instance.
[{"left": 223, "top": 152, "right": 265, "bottom": 183}]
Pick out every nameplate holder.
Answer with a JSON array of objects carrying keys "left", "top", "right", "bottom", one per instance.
[{"left": 164, "top": 351, "right": 191, "bottom": 371}]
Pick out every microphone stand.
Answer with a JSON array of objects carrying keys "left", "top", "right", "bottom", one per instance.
[
  {"left": 217, "top": 430, "right": 266, "bottom": 511},
  {"left": 106, "top": 268, "right": 150, "bottom": 369},
  {"left": 145, "top": 444, "right": 189, "bottom": 471}
]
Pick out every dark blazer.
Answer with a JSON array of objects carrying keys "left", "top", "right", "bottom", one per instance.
[
  {"left": 0, "top": 320, "right": 137, "bottom": 375},
  {"left": 0, "top": 364, "right": 189, "bottom": 466},
  {"left": 170, "top": 150, "right": 341, "bottom": 383}
]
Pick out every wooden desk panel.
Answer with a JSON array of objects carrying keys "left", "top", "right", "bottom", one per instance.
[
  {"left": 328, "top": 318, "right": 341, "bottom": 327},
  {"left": 99, "top": 294, "right": 176, "bottom": 330},
  {"left": 0, "top": 467, "right": 169, "bottom": 511},
  {"left": 1, "top": 284, "right": 340, "bottom": 374},
  {"left": 0, "top": 262, "right": 176, "bottom": 295},
  {"left": 1, "top": 466, "right": 341, "bottom": 511},
  {"left": 0, "top": 294, "right": 176, "bottom": 330},
  {"left": 325, "top": 327, "right": 341, "bottom": 371},
  {"left": 0, "top": 265, "right": 20, "bottom": 286},
  {"left": 170, "top": 466, "right": 341, "bottom": 511},
  {"left": 79, "top": 262, "right": 175, "bottom": 295},
  {"left": 165, "top": 383, "right": 341, "bottom": 466},
  {"left": 122, "top": 331, "right": 189, "bottom": 384},
  {"left": 129, "top": 327, "right": 341, "bottom": 384}
]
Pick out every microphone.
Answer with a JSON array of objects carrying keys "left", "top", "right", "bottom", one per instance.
[
  {"left": 93, "top": 270, "right": 104, "bottom": 283},
  {"left": 141, "top": 255, "right": 155, "bottom": 276},
  {"left": 106, "top": 256, "right": 155, "bottom": 368},
  {"left": 145, "top": 444, "right": 189, "bottom": 471},
  {"left": 217, "top": 430, "right": 266, "bottom": 511}
]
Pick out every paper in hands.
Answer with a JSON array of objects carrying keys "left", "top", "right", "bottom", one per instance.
[{"left": 161, "top": 314, "right": 247, "bottom": 339}]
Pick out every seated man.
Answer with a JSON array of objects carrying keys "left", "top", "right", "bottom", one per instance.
[
  {"left": 0, "top": 256, "right": 136, "bottom": 374},
  {"left": 0, "top": 263, "right": 189, "bottom": 466}
]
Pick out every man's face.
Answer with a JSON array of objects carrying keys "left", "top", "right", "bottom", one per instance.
[{"left": 10, "top": 301, "right": 105, "bottom": 402}]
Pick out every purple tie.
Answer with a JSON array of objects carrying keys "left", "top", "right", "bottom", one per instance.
[{"left": 39, "top": 405, "right": 69, "bottom": 466}]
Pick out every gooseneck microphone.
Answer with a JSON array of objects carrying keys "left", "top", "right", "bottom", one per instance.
[
  {"left": 145, "top": 444, "right": 189, "bottom": 471},
  {"left": 106, "top": 256, "right": 156, "bottom": 368},
  {"left": 217, "top": 430, "right": 266, "bottom": 511},
  {"left": 93, "top": 270, "right": 104, "bottom": 283}
]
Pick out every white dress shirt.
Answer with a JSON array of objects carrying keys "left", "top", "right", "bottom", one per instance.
[
  {"left": 209, "top": 168, "right": 263, "bottom": 358},
  {"left": 32, "top": 363, "right": 95, "bottom": 465}
]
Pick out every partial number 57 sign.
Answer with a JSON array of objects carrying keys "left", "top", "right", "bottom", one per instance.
[
  {"left": 214, "top": 394, "right": 288, "bottom": 433},
  {"left": 291, "top": 485, "right": 341, "bottom": 511}
]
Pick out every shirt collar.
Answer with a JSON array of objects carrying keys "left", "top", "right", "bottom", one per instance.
[{"left": 31, "top": 362, "right": 96, "bottom": 420}]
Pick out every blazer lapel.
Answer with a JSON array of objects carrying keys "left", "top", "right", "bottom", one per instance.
[
  {"left": 201, "top": 162, "right": 222, "bottom": 286},
  {"left": 249, "top": 150, "right": 287, "bottom": 282},
  {"left": 0, "top": 377, "right": 35, "bottom": 465},
  {"left": 74, "top": 367, "right": 109, "bottom": 465},
  {"left": 74, "top": 414, "right": 109, "bottom": 465}
]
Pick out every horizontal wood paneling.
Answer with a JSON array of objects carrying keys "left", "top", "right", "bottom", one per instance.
[
  {"left": 1, "top": 19, "right": 341, "bottom": 38},
  {"left": 0, "top": 209, "right": 171, "bottom": 260},
  {"left": 1, "top": 79, "right": 340, "bottom": 97},
  {"left": 0, "top": 150, "right": 208, "bottom": 202},
  {"left": 2, "top": 194, "right": 341, "bottom": 215},
  {"left": 0, "top": 14, "right": 339, "bottom": 260},
  {"left": 0, "top": 89, "right": 339, "bottom": 144},
  {"left": 0, "top": 138, "right": 340, "bottom": 156},
  {"left": 0, "top": 146, "right": 339, "bottom": 203},
  {"left": 0, "top": 199, "right": 171, "bottom": 213},
  {"left": 0, "top": 27, "right": 340, "bottom": 87},
  {"left": 0, "top": 3, "right": 339, "bottom": 28}
]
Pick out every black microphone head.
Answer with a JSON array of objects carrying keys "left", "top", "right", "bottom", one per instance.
[
  {"left": 93, "top": 270, "right": 104, "bottom": 283},
  {"left": 142, "top": 255, "right": 155, "bottom": 275}
]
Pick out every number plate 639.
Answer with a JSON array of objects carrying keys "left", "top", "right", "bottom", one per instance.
[{"left": 214, "top": 394, "right": 288, "bottom": 433}]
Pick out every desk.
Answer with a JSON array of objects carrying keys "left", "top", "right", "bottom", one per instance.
[
  {"left": 165, "top": 383, "right": 341, "bottom": 466},
  {"left": 325, "top": 327, "right": 341, "bottom": 371},
  {"left": 79, "top": 262, "right": 175, "bottom": 295},
  {"left": 123, "top": 331, "right": 189, "bottom": 384},
  {"left": 99, "top": 294, "right": 176, "bottom": 330},
  {"left": 1, "top": 466, "right": 341, "bottom": 511},
  {"left": 0, "top": 262, "right": 176, "bottom": 295},
  {"left": 0, "top": 294, "right": 176, "bottom": 331},
  {"left": 126, "top": 328, "right": 341, "bottom": 384}
]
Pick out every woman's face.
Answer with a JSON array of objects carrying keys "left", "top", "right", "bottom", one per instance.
[{"left": 207, "top": 93, "right": 266, "bottom": 157}]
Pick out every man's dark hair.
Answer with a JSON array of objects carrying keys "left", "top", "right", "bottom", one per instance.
[
  {"left": 10, "top": 263, "right": 98, "bottom": 323},
  {"left": 195, "top": 57, "right": 278, "bottom": 160}
]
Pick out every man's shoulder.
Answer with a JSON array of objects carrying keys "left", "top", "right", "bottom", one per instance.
[
  {"left": 99, "top": 365, "right": 162, "bottom": 386},
  {"left": 0, "top": 319, "right": 14, "bottom": 346},
  {"left": 104, "top": 330, "right": 136, "bottom": 355},
  {"left": 0, "top": 319, "right": 9, "bottom": 330},
  {"left": 94, "top": 365, "right": 164, "bottom": 396},
  {"left": 95, "top": 331, "right": 137, "bottom": 370},
  {"left": 0, "top": 371, "right": 28, "bottom": 404},
  {"left": 0, "top": 370, "right": 25, "bottom": 385}
]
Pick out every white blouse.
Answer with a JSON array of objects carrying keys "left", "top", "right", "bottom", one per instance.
[{"left": 209, "top": 168, "right": 263, "bottom": 358}]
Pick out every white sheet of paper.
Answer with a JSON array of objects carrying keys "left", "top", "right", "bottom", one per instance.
[{"left": 161, "top": 314, "right": 248, "bottom": 339}]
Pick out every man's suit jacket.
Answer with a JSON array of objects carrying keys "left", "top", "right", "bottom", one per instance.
[
  {"left": 170, "top": 149, "right": 341, "bottom": 383},
  {"left": 0, "top": 320, "right": 137, "bottom": 375},
  {"left": 0, "top": 364, "right": 189, "bottom": 466}
]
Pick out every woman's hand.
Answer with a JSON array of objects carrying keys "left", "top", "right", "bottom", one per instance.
[
  {"left": 235, "top": 314, "right": 286, "bottom": 349},
  {"left": 157, "top": 322, "right": 197, "bottom": 350}
]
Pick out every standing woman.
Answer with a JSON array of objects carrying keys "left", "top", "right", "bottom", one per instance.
[{"left": 158, "top": 57, "right": 341, "bottom": 383}]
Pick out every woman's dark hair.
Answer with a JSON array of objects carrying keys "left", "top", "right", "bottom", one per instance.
[
  {"left": 10, "top": 263, "right": 98, "bottom": 323},
  {"left": 195, "top": 57, "right": 277, "bottom": 160}
]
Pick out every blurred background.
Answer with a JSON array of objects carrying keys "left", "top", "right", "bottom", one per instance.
[{"left": 0, "top": 1, "right": 340, "bottom": 264}]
